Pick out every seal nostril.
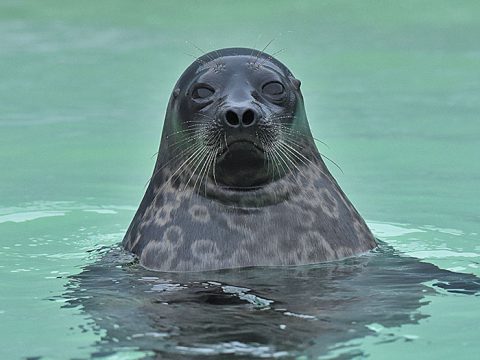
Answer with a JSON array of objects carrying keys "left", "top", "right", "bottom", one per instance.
[
  {"left": 225, "top": 110, "right": 240, "bottom": 127},
  {"left": 242, "top": 110, "right": 255, "bottom": 126}
]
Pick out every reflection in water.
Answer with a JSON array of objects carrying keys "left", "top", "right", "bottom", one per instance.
[{"left": 64, "top": 244, "right": 480, "bottom": 359}]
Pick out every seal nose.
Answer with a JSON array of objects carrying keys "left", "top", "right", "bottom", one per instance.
[{"left": 224, "top": 108, "right": 257, "bottom": 128}]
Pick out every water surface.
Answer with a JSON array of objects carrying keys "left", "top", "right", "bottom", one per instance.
[{"left": 1, "top": 1, "right": 479, "bottom": 359}]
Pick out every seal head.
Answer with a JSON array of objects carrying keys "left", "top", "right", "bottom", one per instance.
[{"left": 123, "top": 48, "right": 377, "bottom": 271}]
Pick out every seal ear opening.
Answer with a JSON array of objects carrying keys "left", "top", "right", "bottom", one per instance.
[{"left": 289, "top": 77, "right": 301, "bottom": 90}]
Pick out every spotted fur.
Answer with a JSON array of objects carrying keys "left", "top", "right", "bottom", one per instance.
[{"left": 123, "top": 48, "right": 377, "bottom": 271}]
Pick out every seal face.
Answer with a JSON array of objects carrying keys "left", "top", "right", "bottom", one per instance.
[{"left": 123, "top": 47, "right": 377, "bottom": 271}]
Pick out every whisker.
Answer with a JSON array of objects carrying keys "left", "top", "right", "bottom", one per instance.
[
  {"left": 144, "top": 141, "right": 204, "bottom": 187},
  {"left": 268, "top": 146, "right": 286, "bottom": 180},
  {"left": 250, "top": 34, "right": 262, "bottom": 58},
  {"left": 273, "top": 146, "right": 293, "bottom": 175},
  {"left": 185, "top": 40, "right": 217, "bottom": 64},
  {"left": 276, "top": 143, "right": 302, "bottom": 176},
  {"left": 258, "top": 48, "right": 286, "bottom": 67},
  {"left": 183, "top": 52, "right": 208, "bottom": 66},
  {"left": 281, "top": 137, "right": 343, "bottom": 174},
  {"left": 202, "top": 150, "right": 217, "bottom": 196},
  {"left": 156, "top": 140, "right": 206, "bottom": 184},
  {"left": 254, "top": 38, "right": 275, "bottom": 65},
  {"left": 273, "top": 123, "right": 330, "bottom": 149},
  {"left": 191, "top": 149, "right": 211, "bottom": 196},
  {"left": 266, "top": 116, "right": 331, "bottom": 148},
  {"left": 183, "top": 147, "right": 210, "bottom": 192},
  {"left": 166, "top": 127, "right": 208, "bottom": 139},
  {"left": 276, "top": 139, "right": 331, "bottom": 180},
  {"left": 193, "top": 113, "right": 216, "bottom": 121}
]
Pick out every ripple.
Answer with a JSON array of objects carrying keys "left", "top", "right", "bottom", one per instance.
[
  {"left": 83, "top": 209, "right": 118, "bottom": 214},
  {"left": 369, "top": 221, "right": 466, "bottom": 239},
  {"left": 222, "top": 285, "right": 274, "bottom": 308},
  {"left": 176, "top": 341, "right": 290, "bottom": 358},
  {"left": 283, "top": 311, "right": 317, "bottom": 320},
  {"left": 369, "top": 222, "right": 425, "bottom": 237},
  {"left": 0, "top": 210, "right": 67, "bottom": 223},
  {"left": 407, "top": 250, "right": 479, "bottom": 259}
]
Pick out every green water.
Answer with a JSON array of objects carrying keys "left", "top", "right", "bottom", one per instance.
[{"left": 1, "top": 1, "right": 479, "bottom": 359}]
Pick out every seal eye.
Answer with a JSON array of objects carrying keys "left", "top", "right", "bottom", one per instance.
[
  {"left": 192, "top": 86, "right": 214, "bottom": 99},
  {"left": 262, "top": 81, "right": 285, "bottom": 96}
]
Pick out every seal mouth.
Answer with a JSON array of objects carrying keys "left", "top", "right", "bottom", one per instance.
[
  {"left": 218, "top": 139, "right": 264, "bottom": 159},
  {"left": 214, "top": 138, "right": 269, "bottom": 188}
]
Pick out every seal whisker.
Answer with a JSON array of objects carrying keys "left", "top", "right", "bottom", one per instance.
[
  {"left": 163, "top": 146, "right": 207, "bottom": 195},
  {"left": 196, "top": 131, "right": 220, "bottom": 182},
  {"left": 167, "top": 131, "right": 212, "bottom": 155},
  {"left": 154, "top": 140, "right": 207, "bottom": 189},
  {"left": 185, "top": 118, "right": 215, "bottom": 123},
  {"left": 201, "top": 150, "right": 217, "bottom": 196},
  {"left": 169, "top": 123, "right": 220, "bottom": 145},
  {"left": 273, "top": 145, "right": 294, "bottom": 175},
  {"left": 262, "top": 131, "right": 280, "bottom": 162},
  {"left": 183, "top": 146, "right": 211, "bottom": 192},
  {"left": 212, "top": 149, "right": 219, "bottom": 185},
  {"left": 268, "top": 145, "right": 287, "bottom": 181},
  {"left": 167, "top": 127, "right": 210, "bottom": 144},
  {"left": 254, "top": 38, "right": 275, "bottom": 66},
  {"left": 258, "top": 48, "right": 287, "bottom": 68},
  {"left": 192, "top": 148, "right": 214, "bottom": 196},
  {"left": 256, "top": 131, "right": 268, "bottom": 168},
  {"left": 276, "top": 139, "right": 332, "bottom": 180},
  {"left": 276, "top": 141, "right": 335, "bottom": 189},
  {"left": 250, "top": 33, "right": 262, "bottom": 58},
  {"left": 281, "top": 137, "right": 344, "bottom": 174},
  {"left": 223, "top": 132, "right": 229, "bottom": 150},
  {"left": 144, "top": 141, "right": 205, "bottom": 187},
  {"left": 267, "top": 114, "right": 296, "bottom": 122},
  {"left": 171, "top": 144, "right": 206, "bottom": 180},
  {"left": 192, "top": 113, "right": 216, "bottom": 122},
  {"left": 154, "top": 144, "right": 212, "bottom": 222},
  {"left": 183, "top": 52, "right": 208, "bottom": 66},
  {"left": 274, "top": 143, "right": 304, "bottom": 185},
  {"left": 274, "top": 123, "right": 330, "bottom": 149},
  {"left": 168, "top": 133, "right": 202, "bottom": 148},
  {"left": 273, "top": 147, "right": 289, "bottom": 179},
  {"left": 274, "top": 144, "right": 306, "bottom": 190},
  {"left": 275, "top": 142, "right": 302, "bottom": 176},
  {"left": 276, "top": 125, "right": 331, "bottom": 150},
  {"left": 191, "top": 149, "right": 212, "bottom": 196},
  {"left": 167, "top": 127, "right": 208, "bottom": 139},
  {"left": 186, "top": 40, "right": 217, "bottom": 65},
  {"left": 258, "top": 132, "right": 274, "bottom": 178}
]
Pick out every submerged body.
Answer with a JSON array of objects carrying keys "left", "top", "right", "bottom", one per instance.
[
  {"left": 68, "top": 245, "right": 480, "bottom": 358},
  {"left": 123, "top": 48, "right": 376, "bottom": 271}
]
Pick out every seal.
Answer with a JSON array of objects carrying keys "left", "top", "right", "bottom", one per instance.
[{"left": 123, "top": 47, "right": 377, "bottom": 271}]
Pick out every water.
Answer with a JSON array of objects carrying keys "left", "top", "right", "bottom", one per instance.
[{"left": 1, "top": 1, "right": 479, "bottom": 359}]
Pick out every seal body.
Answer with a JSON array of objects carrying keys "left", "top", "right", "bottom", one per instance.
[{"left": 123, "top": 48, "right": 377, "bottom": 271}]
